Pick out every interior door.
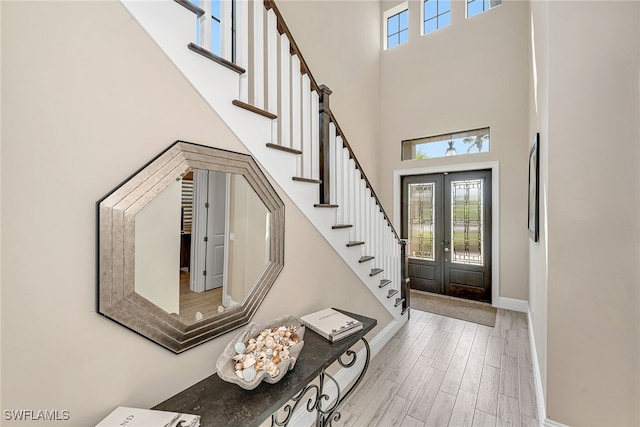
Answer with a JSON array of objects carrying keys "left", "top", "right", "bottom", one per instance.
[
  {"left": 191, "top": 170, "right": 227, "bottom": 292},
  {"left": 402, "top": 169, "right": 492, "bottom": 303},
  {"left": 206, "top": 171, "right": 228, "bottom": 291}
]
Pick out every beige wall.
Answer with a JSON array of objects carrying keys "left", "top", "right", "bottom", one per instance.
[
  {"left": 531, "top": 1, "right": 640, "bottom": 425},
  {"left": 378, "top": 0, "right": 531, "bottom": 301},
  {"left": 276, "top": 0, "right": 382, "bottom": 187},
  {"left": 0, "top": 2, "right": 392, "bottom": 425},
  {"left": 541, "top": 1, "right": 640, "bottom": 425}
]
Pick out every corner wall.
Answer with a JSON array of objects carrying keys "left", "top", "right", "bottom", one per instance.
[
  {"left": 528, "top": 0, "right": 549, "bottom": 407},
  {"left": 0, "top": 2, "right": 392, "bottom": 425},
  {"left": 531, "top": 1, "right": 640, "bottom": 425}
]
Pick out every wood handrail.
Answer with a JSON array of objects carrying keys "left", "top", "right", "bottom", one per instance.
[
  {"left": 263, "top": 0, "right": 401, "bottom": 244},
  {"left": 326, "top": 110, "right": 402, "bottom": 243},
  {"left": 263, "top": 0, "right": 320, "bottom": 94}
]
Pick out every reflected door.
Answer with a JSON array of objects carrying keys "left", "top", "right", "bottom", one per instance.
[
  {"left": 191, "top": 170, "right": 228, "bottom": 293},
  {"left": 401, "top": 170, "right": 492, "bottom": 303}
]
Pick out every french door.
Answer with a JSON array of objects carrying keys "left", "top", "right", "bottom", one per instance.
[{"left": 401, "top": 170, "right": 492, "bottom": 303}]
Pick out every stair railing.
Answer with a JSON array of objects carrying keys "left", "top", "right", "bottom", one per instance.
[{"left": 176, "top": 0, "right": 410, "bottom": 313}]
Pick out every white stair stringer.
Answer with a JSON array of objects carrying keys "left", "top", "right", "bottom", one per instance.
[{"left": 120, "top": 0, "right": 407, "bottom": 321}]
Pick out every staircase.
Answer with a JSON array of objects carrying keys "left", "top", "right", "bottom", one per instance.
[{"left": 120, "top": 0, "right": 410, "bottom": 320}]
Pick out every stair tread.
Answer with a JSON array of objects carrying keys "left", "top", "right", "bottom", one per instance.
[
  {"left": 369, "top": 268, "right": 384, "bottom": 276},
  {"left": 232, "top": 100, "right": 277, "bottom": 120},
  {"left": 346, "top": 241, "right": 365, "bottom": 247},
  {"left": 332, "top": 224, "right": 353, "bottom": 229},
  {"left": 266, "top": 143, "right": 302, "bottom": 155},
  {"left": 401, "top": 307, "right": 410, "bottom": 315},
  {"left": 379, "top": 279, "right": 392, "bottom": 288},
  {"left": 292, "top": 177, "right": 322, "bottom": 184},
  {"left": 387, "top": 289, "right": 399, "bottom": 298},
  {"left": 358, "top": 256, "right": 374, "bottom": 263},
  {"left": 314, "top": 204, "right": 338, "bottom": 208},
  {"left": 395, "top": 297, "right": 405, "bottom": 307},
  {"left": 188, "top": 43, "right": 245, "bottom": 74}
]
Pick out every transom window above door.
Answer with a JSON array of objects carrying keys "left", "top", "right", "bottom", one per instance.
[{"left": 401, "top": 127, "right": 490, "bottom": 161}]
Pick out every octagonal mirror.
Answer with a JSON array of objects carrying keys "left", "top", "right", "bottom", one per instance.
[{"left": 98, "top": 141, "right": 284, "bottom": 353}]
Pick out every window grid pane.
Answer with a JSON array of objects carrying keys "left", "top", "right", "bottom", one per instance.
[
  {"left": 387, "top": 8, "right": 409, "bottom": 48},
  {"left": 467, "top": 0, "right": 501, "bottom": 18},
  {"left": 424, "top": 0, "right": 451, "bottom": 34}
]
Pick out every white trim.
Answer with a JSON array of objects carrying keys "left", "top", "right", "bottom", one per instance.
[
  {"left": 544, "top": 419, "right": 571, "bottom": 427},
  {"left": 528, "top": 308, "right": 571, "bottom": 427},
  {"left": 498, "top": 297, "right": 528, "bottom": 313},
  {"left": 393, "top": 161, "right": 500, "bottom": 307},
  {"left": 528, "top": 306, "right": 547, "bottom": 425},
  {"left": 383, "top": 1, "right": 408, "bottom": 51},
  {"left": 289, "top": 319, "right": 404, "bottom": 427}
]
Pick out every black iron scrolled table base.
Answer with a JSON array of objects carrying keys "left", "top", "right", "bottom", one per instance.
[{"left": 271, "top": 337, "right": 371, "bottom": 427}]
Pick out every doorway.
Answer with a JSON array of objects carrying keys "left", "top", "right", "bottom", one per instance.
[{"left": 401, "top": 169, "right": 492, "bottom": 303}]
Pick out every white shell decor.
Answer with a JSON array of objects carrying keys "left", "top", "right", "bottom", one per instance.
[{"left": 216, "top": 315, "right": 305, "bottom": 390}]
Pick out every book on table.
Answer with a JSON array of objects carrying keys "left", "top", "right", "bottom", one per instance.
[
  {"left": 95, "top": 406, "right": 200, "bottom": 427},
  {"left": 300, "top": 308, "right": 363, "bottom": 342}
]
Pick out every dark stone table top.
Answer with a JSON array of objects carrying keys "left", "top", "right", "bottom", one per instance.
[{"left": 153, "top": 309, "right": 377, "bottom": 427}]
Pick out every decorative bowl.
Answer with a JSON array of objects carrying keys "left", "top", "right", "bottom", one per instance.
[{"left": 216, "top": 315, "right": 305, "bottom": 390}]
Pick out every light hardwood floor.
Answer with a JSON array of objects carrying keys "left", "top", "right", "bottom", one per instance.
[{"left": 335, "top": 308, "right": 539, "bottom": 427}]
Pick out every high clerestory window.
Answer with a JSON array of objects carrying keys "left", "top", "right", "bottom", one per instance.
[
  {"left": 467, "top": 0, "right": 502, "bottom": 19},
  {"left": 423, "top": 0, "right": 451, "bottom": 35},
  {"left": 384, "top": 3, "right": 409, "bottom": 50}
]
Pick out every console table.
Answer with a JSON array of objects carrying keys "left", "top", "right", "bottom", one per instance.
[{"left": 154, "top": 309, "right": 376, "bottom": 427}]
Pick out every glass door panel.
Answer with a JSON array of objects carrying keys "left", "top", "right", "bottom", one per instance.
[
  {"left": 450, "top": 179, "right": 484, "bottom": 266},
  {"left": 408, "top": 183, "right": 436, "bottom": 260}
]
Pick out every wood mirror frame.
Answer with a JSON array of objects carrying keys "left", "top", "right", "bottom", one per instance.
[{"left": 97, "top": 141, "right": 285, "bottom": 353}]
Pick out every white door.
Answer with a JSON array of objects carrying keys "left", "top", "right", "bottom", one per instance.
[
  {"left": 205, "top": 171, "right": 227, "bottom": 290},
  {"left": 190, "top": 170, "right": 228, "bottom": 292}
]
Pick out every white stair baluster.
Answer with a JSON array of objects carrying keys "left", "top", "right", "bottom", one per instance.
[
  {"left": 221, "top": 0, "right": 233, "bottom": 61},
  {"left": 340, "top": 147, "right": 351, "bottom": 224},
  {"left": 236, "top": 0, "right": 249, "bottom": 102},
  {"left": 266, "top": 9, "right": 278, "bottom": 144},
  {"left": 301, "top": 75, "right": 312, "bottom": 179},
  {"left": 252, "top": 0, "right": 265, "bottom": 109},
  {"left": 334, "top": 136, "right": 343, "bottom": 222},
  {"left": 278, "top": 34, "right": 291, "bottom": 149},
  {"left": 310, "top": 90, "right": 320, "bottom": 181},
  {"left": 291, "top": 55, "right": 301, "bottom": 153},
  {"left": 328, "top": 123, "right": 337, "bottom": 206}
]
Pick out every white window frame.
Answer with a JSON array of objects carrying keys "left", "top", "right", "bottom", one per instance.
[
  {"left": 466, "top": 0, "right": 502, "bottom": 19},
  {"left": 383, "top": 2, "right": 409, "bottom": 51},
  {"left": 421, "top": 0, "right": 451, "bottom": 36}
]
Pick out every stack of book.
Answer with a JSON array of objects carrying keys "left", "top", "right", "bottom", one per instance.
[
  {"left": 300, "top": 308, "right": 363, "bottom": 342},
  {"left": 95, "top": 406, "right": 200, "bottom": 427}
]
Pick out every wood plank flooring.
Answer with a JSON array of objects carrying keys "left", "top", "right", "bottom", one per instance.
[{"left": 334, "top": 308, "right": 538, "bottom": 427}]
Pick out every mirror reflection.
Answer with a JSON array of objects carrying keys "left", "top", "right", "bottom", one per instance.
[{"left": 134, "top": 169, "right": 270, "bottom": 325}]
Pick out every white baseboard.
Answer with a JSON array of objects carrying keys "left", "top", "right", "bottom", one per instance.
[
  {"left": 528, "top": 308, "right": 571, "bottom": 427},
  {"left": 544, "top": 418, "right": 571, "bottom": 427},
  {"left": 528, "top": 306, "right": 547, "bottom": 425},
  {"left": 289, "top": 319, "right": 405, "bottom": 427},
  {"left": 498, "top": 297, "right": 529, "bottom": 313}
]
